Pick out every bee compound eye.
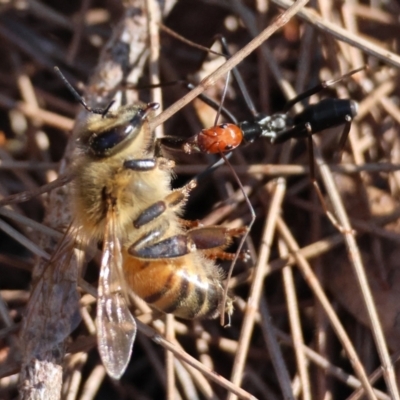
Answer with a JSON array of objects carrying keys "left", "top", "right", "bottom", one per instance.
[{"left": 89, "top": 124, "right": 134, "bottom": 156}]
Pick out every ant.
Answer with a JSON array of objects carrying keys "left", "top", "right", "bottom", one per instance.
[
  {"left": 155, "top": 36, "right": 364, "bottom": 324},
  {"left": 159, "top": 36, "right": 364, "bottom": 234}
]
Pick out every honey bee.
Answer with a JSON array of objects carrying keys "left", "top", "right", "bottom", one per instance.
[{"left": 60, "top": 74, "right": 247, "bottom": 378}]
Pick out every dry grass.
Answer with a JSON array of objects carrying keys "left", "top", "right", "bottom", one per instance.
[{"left": 1, "top": 0, "right": 400, "bottom": 399}]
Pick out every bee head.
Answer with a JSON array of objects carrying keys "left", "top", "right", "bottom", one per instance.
[{"left": 81, "top": 102, "right": 159, "bottom": 158}]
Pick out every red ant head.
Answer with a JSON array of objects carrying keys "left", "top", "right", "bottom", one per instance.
[{"left": 197, "top": 123, "right": 244, "bottom": 154}]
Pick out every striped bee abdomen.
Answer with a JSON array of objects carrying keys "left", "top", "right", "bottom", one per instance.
[{"left": 123, "top": 252, "right": 225, "bottom": 319}]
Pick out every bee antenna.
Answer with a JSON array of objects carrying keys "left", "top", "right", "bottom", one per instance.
[{"left": 54, "top": 66, "right": 112, "bottom": 116}]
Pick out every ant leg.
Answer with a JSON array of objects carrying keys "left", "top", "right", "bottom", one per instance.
[
  {"left": 157, "top": 36, "right": 255, "bottom": 324},
  {"left": 174, "top": 106, "right": 255, "bottom": 320},
  {"left": 192, "top": 153, "right": 233, "bottom": 184},
  {"left": 283, "top": 66, "right": 366, "bottom": 112},
  {"left": 306, "top": 132, "right": 353, "bottom": 234},
  {"left": 324, "top": 66, "right": 366, "bottom": 87},
  {"left": 335, "top": 117, "right": 352, "bottom": 163},
  {"left": 194, "top": 34, "right": 258, "bottom": 323},
  {"left": 218, "top": 153, "right": 255, "bottom": 326}
]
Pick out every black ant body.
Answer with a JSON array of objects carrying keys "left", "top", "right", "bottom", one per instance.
[
  {"left": 159, "top": 69, "right": 361, "bottom": 159},
  {"left": 158, "top": 36, "right": 364, "bottom": 233}
]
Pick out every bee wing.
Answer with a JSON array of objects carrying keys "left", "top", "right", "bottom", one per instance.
[
  {"left": 97, "top": 207, "right": 136, "bottom": 379},
  {"left": 21, "top": 229, "right": 81, "bottom": 359}
]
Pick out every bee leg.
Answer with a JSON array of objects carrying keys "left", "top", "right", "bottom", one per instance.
[
  {"left": 154, "top": 136, "right": 190, "bottom": 156},
  {"left": 129, "top": 232, "right": 194, "bottom": 258},
  {"left": 129, "top": 225, "right": 249, "bottom": 263},
  {"left": 133, "top": 181, "right": 197, "bottom": 229},
  {"left": 203, "top": 249, "right": 250, "bottom": 262},
  {"left": 178, "top": 218, "right": 203, "bottom": 229},
  {"left": 134, "top": 176, "right": 258, "bottom": 260},
  {"left": 186, "top": 226, "right": 250, "bottom": 261},
  {"left": 123, "top": 157, "right": 174, "bottom": 172},
  {"left": 188, "top": 226, "right": 248, "bottom": 249}
]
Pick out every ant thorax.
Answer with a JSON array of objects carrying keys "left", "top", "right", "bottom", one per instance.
[
  {"left": 239, "top": 113, "right": 290, "bottom": 144},
  {"left": 258, "top": 113, "right": 289, "bottom": 139}
]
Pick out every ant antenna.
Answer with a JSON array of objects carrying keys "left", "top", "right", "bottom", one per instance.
[
  {"left": 216, "top": 35, "right": 258, "bottom": 117},
  {"left": 160, "top": 24, "right": 226, "bottom": 58},
  {"left": 54, "top": 66, "right": 114, "bottom": 117},
  {"left": 214, "top": 70, "right": 232, "bottom": 127}
]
